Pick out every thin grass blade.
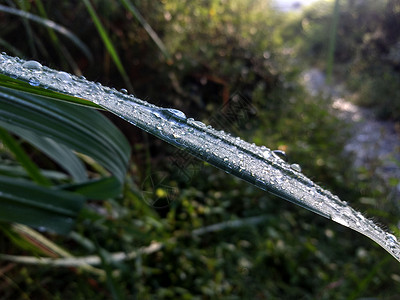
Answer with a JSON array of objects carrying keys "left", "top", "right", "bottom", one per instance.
[
  {"left": 120, "top": 0, "right": 171, "bottom": 60},
  {"left": 0, "top": 74, "right": 101, "bottom": 108},
  {"left": 0, "top": 175, "right": 84, "bottom": 234},
  {"left": 0, "top": 86, "right": 130, "bottom": 184},
  {"left": 2, "top": 123, "right": 87, "bottom": 182},
  {"left": 82, "top": 0, "right": 133, "bottom": 91},
  {"left": 0, "top": 127, "right": 51, "bottom": 186},
  {"left": 0, "top": 4, "right": 93, "bottom": 63}
]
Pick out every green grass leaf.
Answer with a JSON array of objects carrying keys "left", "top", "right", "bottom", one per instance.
[
  {"left": 1, "top": 53, "right": 399, "bottom": 263},
  {"left": 0, "top": 175, "right": 85, "bottom": 234},
  {"left": 60, "top": 177, "right": 122, "bottom": 200},
  {"left": 0, "top": 86, "right": 130, "bottom": 184},
  {"left": 120, "top": 0, "right": 171, "bottom": 60},
  {"left": 0, "top": 4, "right": 93, "bottom": 63},
  {"left": 2, "top": 124, "right": 87, "bottom": 182},
  {"left": 82, "top": 0, "right": 133, "bottom": 91},
  {"left": 0, "top": 74, "right": 101, "bottom": 108},
  {"left": 0, "top": 127, "right": 51, "bottom": 186}
]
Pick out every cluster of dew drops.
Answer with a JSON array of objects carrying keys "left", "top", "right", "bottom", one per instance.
[
  {"left": 21, "top": 59, "right": 73, "bottom": 86},
  {"left": 16, "top": 57, "right": 302, "bottom": 176},
  {"left": 2, "top": 54, "right": 399, "bottom": 261}
]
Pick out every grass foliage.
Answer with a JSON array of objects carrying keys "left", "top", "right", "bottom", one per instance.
[
  {"left": 0, "top": 0, "right": 399, "bottom": 298},
  {"left": 283, "top": 0, "right": 400, "bottom": 120}
]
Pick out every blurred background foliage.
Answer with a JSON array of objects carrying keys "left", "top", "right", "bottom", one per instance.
[{"left": 0, "top": 0, "right": 399, "bottom": 298}]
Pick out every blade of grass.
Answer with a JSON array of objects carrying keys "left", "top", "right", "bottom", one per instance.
[
  {"left": 0, "top": 127, "right": 51, "bottom": 186},
  {"left": 33, "top": 0, "right": 82, "bottom": 73},
  {"left": 82, "top": 0, "right": 133, "bottom": 91},
  {"left": 3, "top": 123, "right": 88, "bottom": 182},
  {"left": 0, "top": 241, "right": 163, "bottom": 267},
  {"left": 0, "top": 86, "right": 130, "bottom": 184},
  {"left": 12, "top": 224, "right": 72, "bottom": 257},
  {"left": 0, "top": 224, "right": 105, "bottom": 276},
  {"left": 14, "top": 1, "right": 37, "bottom": 57},
  {"left": 60, "top": 177, "right": 121, "bottom": 200},
  {"left": 0, "top": 164, "right": 69, "bottom": 181},
  {"left": 120, "top": 0, "right": 171, "bottom": 60},
  {"left": 0, "top": 175, "right": 84, "bottom": 234},
  {"left": 1, "top": 53, "right": 400, "bottom": 263},
  {"left": 0, "top": 74, "right": 101, "bottom": 108},
  {"left": 0, "top": 4, "right": 93, "bottom": 63},
  {"left": 97, "top": 247, "right": 124, "bottom": 300}
]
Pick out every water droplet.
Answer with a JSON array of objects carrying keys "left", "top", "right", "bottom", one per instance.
[
  {"left": 160, "top": 108, "right": 187, "bottom": 121},
  {"left": 386, "top": 233, "right": 398, "bottom": 244},
  {"left": 56, "top": 71, "right": 72, "bottom": 82},
  {"left": 79, "top": 75, "right": 86, "bottom": 80},
  {"left": 28, "top": 77, "right": 40, "bottom": 86},
  {"left": 22, "top": 60, "right": 42, "bottom": 70},
  {"left": 173, "top": 132, "right": 182, "bottom": 139},
  {"left": 307, "top": 187, "right": 316, "bottom": 196},
  {"left": 290, "top": 163, "right": 302, "bottom": 172},
  {"left": 120, "top": 88, "right": 128, "bottom": 94},
  {"left": 272, "top": 150, "right": 288, "bottom": 161},
  {"left": 262, "top": 150, "right": 271, "bottom": 159},
  {"left": 190, "top": 119, "right": 206, "bottom": 128},
  {"left": 331, "top": 214, "right": 349, "bottom": 227},
  {"left": 274, "top": 174, "right": 284, "bottom": 183}
]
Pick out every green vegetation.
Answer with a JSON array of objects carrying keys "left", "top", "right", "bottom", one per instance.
[
  {"left": 283, "top": 0, "right": 400, "bottom": 120},
  {"left": 0, "top": 0, "right": 399, "bottom": 298}
]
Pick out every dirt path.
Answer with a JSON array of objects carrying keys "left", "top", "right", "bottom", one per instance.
[{"left": 302, "top": 68, "right": 400, "bottom": 201}]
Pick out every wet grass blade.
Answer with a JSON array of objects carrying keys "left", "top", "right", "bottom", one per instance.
[
  {"left": 1, "top": 53, "right": 399, "bottom": 263},
  {"left": 0, "top": 74, "right": 101, "bottom": 108}
]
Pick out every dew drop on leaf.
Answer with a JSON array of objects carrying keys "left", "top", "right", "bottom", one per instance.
[
  {"left": 290, "top": 163, "right": 302, "bottom": 172},
  {"left": 331, "top": 214, "right": 350, "bottom": 227},
  {"left": 56, "top": 71, "right": 72, "bottom": 82},
  {"left": 386, "top": 233, "right": 398, "bottom": 246},
  {"left": 191, "top": 120, "right": 206, "bottom": 128},
  {"left": 272, "top": 150, "right": 288, "bottom": 161},
  {"left": 28, "top": 77, "right": 40, "bottom": 86},
  {"left": 161, "top": 108, "right": 187, "bottom": 121},
  {"left": 120, "top": 88, "right": 128, "bottom": 94},
  {"left": 22, "top": 60, "right": 42, "bottom": 70},
  {"left": 262, "top": 150, "right": 271, "bottom": 159}
]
